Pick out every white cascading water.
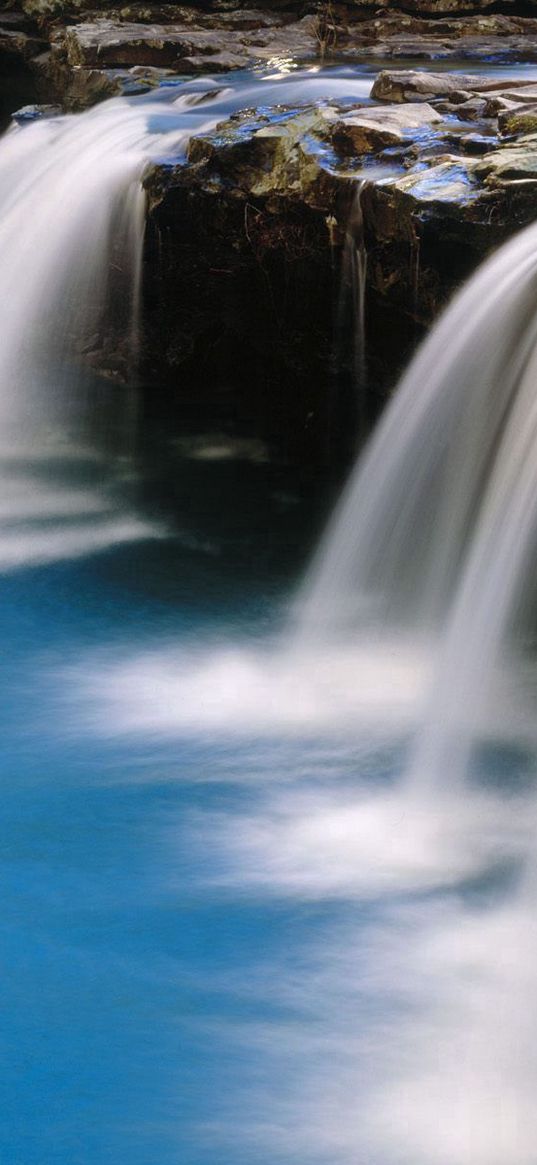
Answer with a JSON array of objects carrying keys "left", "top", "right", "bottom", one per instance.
[
  {"left": 0, "top": 68, "right": 372, "bottom": 570},
  {"left": 300, "top": 220, "right": 537, "bottom": 638},
  {"left": 0, "top": 99, "right": 157, "bottom": 567},
  {"left": 299, "top": 217, "right": 537, "bottom": 791}
]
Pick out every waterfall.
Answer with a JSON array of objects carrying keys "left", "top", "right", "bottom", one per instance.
[
  {"left": 299, "top": 219, "right": 537, "bottom": 634},
  {"left": 0, "top": 69, "right": 374, "bottom": 571},
  {"left": 0, "top": 102, "right": 151, "bottom": 435},
  {"left": 37, "top": 79, "right": 537, "bottom": 1165},
  {"left": 336, "top": 181, "right": 368, "bottom": 435},
  {"left": 0, "top": 99, "right": 166, "bottom": 567},
  {"left": 297, "top": 216, "right": 537, "bottom": 791},
  {"left": 23, "top": 76, "right": 537, "bottom": 796}
]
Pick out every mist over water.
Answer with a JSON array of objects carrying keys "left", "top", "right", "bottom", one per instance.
[{"left": 3, "top": 61, "right": 537, "bottom": 1165}]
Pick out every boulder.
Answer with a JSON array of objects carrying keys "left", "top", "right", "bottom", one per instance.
[
  {"left": 372, "top": 69, "right": 537, "bottom": 103},
  {"left": 450, "top": 96, "right": 489, "bottom": 121},
  {"left": 477, "top": 135, "right": 537, "bottom": 182},
  {"left": 0, "top": 23, "right": 46, "bottom": 62},
  {"left": 60, "top": 14, "right": 318, "bottom": 71},
  {"left": 459, "top": 131, "right": 498, "bottom": 154},
  {"left": 499, "top": 106, "right": 537, "bottom": 137},
  {"left": 331, "top": 103, "right": 444, "bottom": 153},
  {"left": 337, "top": 13, "right": 537, "bottom": 64}
]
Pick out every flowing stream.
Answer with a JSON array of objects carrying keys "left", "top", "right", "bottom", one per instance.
[{"left": 3, "top": 61, "right": 537, "bottom": 1165}]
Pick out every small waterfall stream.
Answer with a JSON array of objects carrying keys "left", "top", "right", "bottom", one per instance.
[{"left": 336, "top": 181, "right": 368, "bottom": 434}]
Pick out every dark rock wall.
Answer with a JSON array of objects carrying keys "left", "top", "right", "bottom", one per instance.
[{"left": 143, "top": 180, "right": 354, "bottom": 466}]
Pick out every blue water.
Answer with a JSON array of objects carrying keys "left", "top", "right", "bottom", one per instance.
[{"left": 0, "top": 460, "right": 355, "bottom": 1165}]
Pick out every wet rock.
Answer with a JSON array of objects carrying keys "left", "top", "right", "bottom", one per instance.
[
  {"left": 482, "top": 84, "right": 537, "bottom": 104},
  {"left": 331, "top": 103, "right": 443, "bottom": 153},
  {"left": 349, "top": 2, "right": 537, "bottom": 12},
  {"left": 459, "top": 131, "right": 498, "bottom": 154},
  {"left": 139, "top": 74, "right": 537, "bottom": 466},
  {"left": 5, "top": 4, "right": 537, "bottom": 463},
  {"left": 359, "top": 157, "right": 537, "bottom": 332},
  {"left": 0, "top": 25, "right": 45, "bottom": 62},
  {"left": 477, "top": 135, "right": 537, "bottom": 182},
  {"left": 69, "top": 63, "right": 174, "bottom": 106},
  {"left": 60, "top": 14, "right": 318, "bottom": 71},
  {"left": 21, "top": 0, "right": 106, "bottom": 14},
  {"left": 353, "top": 36, "right": 526, "bottom": 60},
  {"left": 10, "top": 5, "right": 537, "bottom": 114},
  {"left": 383, "top": 157, "right": 484, "bottom": 213},
  {"left": 15, "top": 0, "right": 537, "bottom": 13},
  {"left": 372, "top": 69, "right": 537, "bottom": 137},
  {"left": 142, "top": 100, "right": 376, "bottom": 465},
  {"left": 372, "top": 69, "right": 537, "bottom": 103},
  {"left": 337, "top": 13, "right": 537, "bottom": 64},
  {"left": 451, "top": 96, "right": 489, "bottom": 121},
  {"left": 499, "top": 107, "right": 537, "bottom": 137},
  {"left": 12, "top": 100, "right": 61, "bottom": 122},
  {"left": 185, "top": 106, "right": 351, "bottom": 210},
  {"left": 484, "top": 94, "right": 523, "bottom": 115}
]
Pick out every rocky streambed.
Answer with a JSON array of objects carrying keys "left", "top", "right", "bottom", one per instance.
[
  {"left": 3, "top": 0, "right": 537, "bottom": 463},
  {"left": 6, "top": 1, "right": 537, "bottom": 110}
]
